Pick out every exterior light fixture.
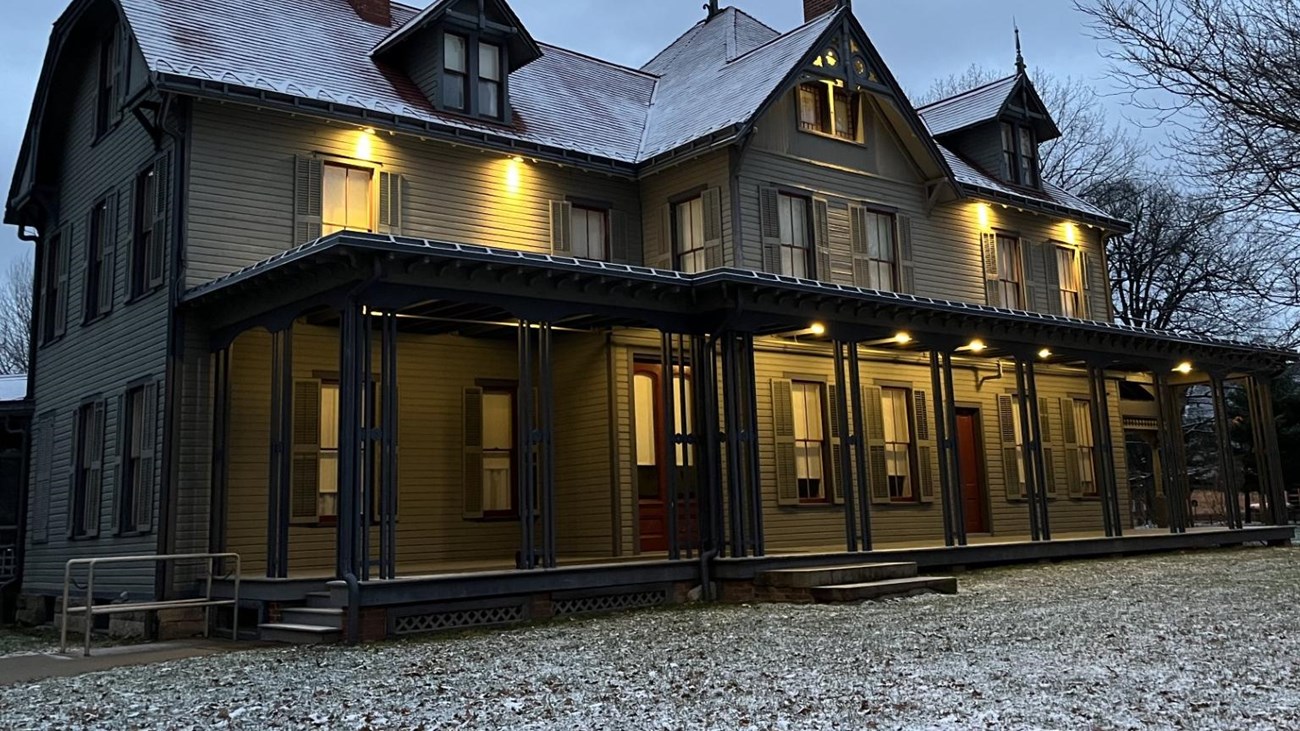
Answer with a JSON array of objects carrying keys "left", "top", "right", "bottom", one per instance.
[
  {"left": 1174, "top": 362, "right": 1194, "bottom": 375},
  {"left": 1038, "top": 348, "right": 1052, "bottom": 359},
  {"left": 511, "top": 155, "right": 525, "bottom": 163},
  {"left": 362, "top": 126, "right": 377, "bottom": 135},
  {"left": 809, "top": 323, "right": 827, "bottom": 337},
  {"left": 962, "top": 339, "right": 987, "bottom": 353},
  {"left": 894, "top": 332, "right": 912, "bottom": 345}
]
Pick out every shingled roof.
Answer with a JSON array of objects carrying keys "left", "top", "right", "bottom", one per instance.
[{"left": 917, "top": 74, "right": 1021, "bottom": 137}]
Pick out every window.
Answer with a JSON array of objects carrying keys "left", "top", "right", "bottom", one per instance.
[
  {"left": 1002, "top": 122, "right": 1039, "bottom": 187},
  {"left": 1056, "top": 246, "right": 1082, "bottom": 318},
  {"left": 131, "top": 164, "right": 164, "bottom": 298},
  {"left": 317, "top": 382, "right": 340, "bottom": 518},
  {"left": 95, "top": 29, "right": 119, "bottom": 138},
  {"left": 865, "top": 210, "right": 897, "bottom": 291},
  {"left": 996, "top": 234, "right": 1024, "bottom": 309},
  {"left": 71, "top": 402, "right": 104, "bottom": 538},
  {"left": 479, "top": 42, "right": 503, "bottom": 119},
  {"left": 1073, "top": 399, "right": 1098, "bottom": 497},
  {"left": 84, "top": 198, "right": 110, "bottom": 322},
  {"left": 444, "top": 33, "right": 469, "bottom": 110},
  {"left": 39, "top": 231, "right": 63, "bottom": 345},
  {"left": 777, "top": 193, "right": 811, "bottom": 278},
  {"left": 797, "top": 82, "right": 861, "bottom": 142},
  {"left": 1019, "top": 127, "right": 1039, "bottom": 187},
  {"left": 674, "top": 196, "right": 706, "bottom": 274},
  {"left": 791, "top": 381, "right": 828, "bottom": 503},
  {"left": 322, "top": 163, "right": 373, "bottom": 236},
  {"left": 881, "top": 387, "right": 915, "bottom": 501},
  {"left": 118, "top": 385, "right": 155, "bottom": 534},
  {"left": 571, "top": 205, "right": 608, "bottom": 261},
  {"left": 1010, "top": 395, "right": 1027, "bottom": 495},
  {"left": 481, "top": 388, "right": 516, "bottom": 515}
]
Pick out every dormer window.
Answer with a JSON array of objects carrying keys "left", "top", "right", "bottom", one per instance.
[
  {"left": 443, "top": 33, "right": 468, "bottom": 111},
  {"left": 479, "top": 42, "right": 503, "bottom": 118},
  {"left": 440, "top": 32, "right": 506, "bottom": 121},
  {"left": 1002, "top": 122, "right": 1039, "bottom": 187},
  {"left": 798, "top": 81, "right": 862, "bottom": 143}
]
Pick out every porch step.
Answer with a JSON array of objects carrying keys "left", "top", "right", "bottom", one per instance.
[
  {"left": 280, "top": 607, "right": 344, "bottom": 629},
  {"left": 258, "top": 622, "right": 342, "bottom": 645},
  {"left": 304, "top": 592, "right": 337, "bottom": 609},
  {"left": 757, "top": 562, "right": 918, "bottom": 589},
  {"left": 811, "top": 576, "right": 959, "bottom": 604}
]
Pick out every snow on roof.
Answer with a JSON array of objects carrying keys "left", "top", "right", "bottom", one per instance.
[
  {"left": 917, "top": 74, "right": 1019, "bottom": 136},
  {"left": 0, "top": 375, "right": 27, "bottom": 402},
  {"left": 938, "top": 146, "right": 1123, "bottom": 225}
]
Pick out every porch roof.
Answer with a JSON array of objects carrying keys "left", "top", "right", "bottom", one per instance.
[{"left": 182, "top": 232, "right": 1296, "bottom": 375}]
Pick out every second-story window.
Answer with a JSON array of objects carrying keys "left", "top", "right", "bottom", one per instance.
[
  {"left": 444, "top": 34, "right": 469, "bottom": 111},
  {"left": 1056, "top": 246, "right": 1082, "bottom": 318},
  {"left": 674, "top": 196, "right": 705, "bottom": 274},
  {"left": 131, "top": 162, "right": 165, "bottom": 299},
  {"left": 777, "top": 193, "right": 811, "bottom": 278},
  {"left": 996, "top": 233, "right": 1024, "bottom": 309},
  {"left": 865, "top": 210, "right": 897, "bottom": 291},
  {"left": 95, "top": 28, "right": 120, "bottom": 139},
  {"left": 1002, "top": 122, "right": 1040, "bottom": 187},
  {"left": 798, "top": 82, "right": 861, "bottom": 142},
  {"left": 322, "top": 163, "right": 373, "bottom": 236},
  {"left": 39, "top": 230, "right": 64, "bottom": 345},
  {"left": 84, "top": 197, "right": 112, "bottom": 322},
  {"left": 443, "top": 32, "right": 507, "bottom": 121},
  {"left": 571, "top": 205, "right": 608, "bottom": 261},
  {"left": 479, "top": 42, "right": 503, "bottom": 119}
]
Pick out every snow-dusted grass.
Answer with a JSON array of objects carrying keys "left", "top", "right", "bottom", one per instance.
[
  {"left": 4, "top": 546, "right": 1300, "bottom": 729},
  {"left": 0, "top": 628, "right": 57, "bottom": 659}
]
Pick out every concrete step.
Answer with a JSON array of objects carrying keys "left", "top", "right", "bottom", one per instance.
[
  {"left": 304, "top": 592, "right": 336, "bottom": 609},
  {"left": 811, "top": 576, "right": 959, "bottom": 604},
  {"left": 280, "top": 607, "right": 343, "bottom": 629},
  {"left": 757, "top": 562, "right": 918, "bottom": 589},
  {"left": 258, "top": 622, "right": 342, "bottom": 645}
]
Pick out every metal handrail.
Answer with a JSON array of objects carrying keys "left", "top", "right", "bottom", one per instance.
[{"left": 61, "top": 553, "right": 241, "bottom": 657}]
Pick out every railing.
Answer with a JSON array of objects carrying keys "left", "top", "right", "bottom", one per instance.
[{"left": 61, "top": 553, "right": 241, "bottom": 657}]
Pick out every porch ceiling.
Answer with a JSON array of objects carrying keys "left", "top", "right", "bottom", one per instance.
[{"left": 182, "top": 232, "right": 1296, "bottom": 375}]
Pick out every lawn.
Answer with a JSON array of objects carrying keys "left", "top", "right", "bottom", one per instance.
[{"left": 2, "top": 546, "right": 1299, "bottom": 729}]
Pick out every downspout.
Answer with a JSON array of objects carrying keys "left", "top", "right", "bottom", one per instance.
[{"left": 977, "top": 360, "right": 1005, "bottom": 390}]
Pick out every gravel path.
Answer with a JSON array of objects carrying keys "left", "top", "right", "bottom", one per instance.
[{"left": 3, "top": 546, "right": 1300, "bottom": 730}]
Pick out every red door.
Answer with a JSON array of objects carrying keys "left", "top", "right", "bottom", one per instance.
[
  {"left": 633, "top": 365, "right": 697, "bottom": 553},
  {"left": 955, "top": 410, "right": 989, "bottom": 534}
]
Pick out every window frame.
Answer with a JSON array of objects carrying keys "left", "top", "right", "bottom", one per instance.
[
  {"left": 1055, "top": 244, "right": 1083, "bottom": 318},
  {"left": 672, "top": 193, "right": 706, "bottom": 274},
  {"left": 479, "top": 383, "right": 520, "bottom": 520},
  {"left": 39, "top": 230, "right": 62, "bottom": 346},
  {"left": 995, "top": 232, "right": 1025, "bottom": 310},
  {"left": 1073, "top": 397, "right": 1099, "bottom": 498},
  {"left": 790, "top": 379, "right": 831, "bottom": 505},
  {"left": 117, "top": 384, "right": 147, "bottom": 535},
  {"left": 776, "top": 191, "right": 814, "bottom": 279},
  {"left": 94, "top": 27, "right": 120, "bottom": 141},
  {"left": 70, "top": 401, "right": 101, "bottom": 540},
  {"left": 129, "top": 162, "right": 163, "bottom": 302},
  {"left": 83, "top": 196, "right": 110, "bottom": 324},
  {"left": 864, "top": 207, "right": 898, "bottom": 292},
  {"left": 880, "top": 385, "right": 919, "bottom": 503},
  {"left": 441, "top": 30, "right": 510, "bottom": 122},
  {"left": 796, "top": 81, "right": 864, "bottom": 144},
  {"left": 321, "top": 161, "right": 376, "bottom": 237},
  {"left": 443, "top": 32, "right": 470, "bottom": 112},
  {"left": 1001, "top": 121, "right": 1040, "bottom": 188},
  {"left": 570, "top": 202, "right": 611, "bottom": 262}
]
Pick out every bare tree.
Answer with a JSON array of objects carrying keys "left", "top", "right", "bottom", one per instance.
[
  {"left": 0, "top": 255, "right": 33, "bottom": 376},
  {"left": 917, "top": 64, "right": 1145, "bottom": 194}
]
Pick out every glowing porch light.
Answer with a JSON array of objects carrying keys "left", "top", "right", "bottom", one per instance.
[
  {"left": 894, "top": 332, "right": 913, "bottom": 345},
  {"left": 355, "top": 128, "right": 375, "bottom": 160},
  {"left": 1038, "top": 348, "right": 1053, "bottom": 359},
  {"left": 1174, "top": 362, "right": 1194, "bottom": 375},
  {"left": 977, "top": 203, "right": 990, "bottom": 230},
  {"left": 809, "top": 322, "right": 827, "bottom": 337}
]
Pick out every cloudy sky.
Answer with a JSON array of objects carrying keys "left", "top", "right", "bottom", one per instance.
[{"left": 0, "top": 0, "right": 1123, "bottom": 269}]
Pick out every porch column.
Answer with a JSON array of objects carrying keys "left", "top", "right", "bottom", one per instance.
[
  {"left": 1012, "top": 356, "right": 1042, "bottom": 542},
  {"left": 359, "top": 306, "right": 375, "bottom": 580},
  {"left": 1153, "top": 374, "right": 1188, "bottom": 534},
  {"left": 940, "top": 351, "right": 968, "bottom": 546},
  {"left": 377, "top": 312, "right": 399, "bottom": 580},
  {"left": 1209, "top": 374, "right": 1244, "bottom": 529},
  {"left": 847, "top": 344, "right": 872, "bottom": 551},
  {"left": 1087, "top": 364, "right": 1122, "bottom": 538},
  {"left": 516, "top": 320, "right": 556, "bottom": 569},
  {"left": 690, "top": 334, "right": 725, "bottom": 561},
  {"left": 660, "top": 332, "right": 692, "bottom": 561},
  {"left": 1249, "top": 375, "right": 1289, "bottom": 526},
  {"left": 1023, "top": 359, "right": 1052, "bottom": 541},
  {"left": 832, "top": 340, "right": 859, "bottom": 553},
  {"left": 720, "top": 332, "right": 762, "bottom": 557},
  {"left": 336, "top": 302, "right": 364, "bottom": 580},
  {"left": 929, "top": 351, "right": 957, "bottom": 547},
  {"left": 209, "top": 347, "right": 231, "bottom": 558},
  {"left": 267, "top": 325, "right": 293, "bottom": 579}
]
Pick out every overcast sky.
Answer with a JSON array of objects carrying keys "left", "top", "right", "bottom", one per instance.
[{"left": 0, "top": 0, "right": 1122, "bottom": 269}]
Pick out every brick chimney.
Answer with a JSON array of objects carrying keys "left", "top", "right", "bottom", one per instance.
[
  {"left": 347, "top": 0, "right": 391, "bottom": 26},
  {"left": 804, "top": 0, "right": 850, "bottom": 22}
]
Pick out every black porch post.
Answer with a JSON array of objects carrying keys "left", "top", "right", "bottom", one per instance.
[
  {"left": 359, "top": 307, "right": 375, "bottom": 581},
  {"left": 538, "top": 323, "right": 557, "bottom": 568},
  {"left": 337, "top": 303, "right": 362, "bottom": 581},
  {"left": 720, "top": 333, "right": 745, "bottom": 557},
  {"left": 1209, "top": 374, "right": 1243, "bottom": 529},
  {"left": 929, "top": 351, "right": 955, "bottom": 547},
  {"left": 1087, "top": 365, "right": 1121, "bottom": 537},
  {"left": 1251, "top": 375, "right": 1289, "bottom": 526},
  {"left": 741, "top": 334, "right": 765, "bottom": 557},
  {"left": 267, "top": 325, "right": 293, "bottom": 579},
  {"left": 847, "top": 344, "right": 872, "bottom": 550},
  {"left": 661, "top": 333, "right": 681, "bottom": 561},
  {"left": 941, "top": 352, "right": 968, "bottom": 546},
  {"left": 1013, "top": 357, "right": 1041, "bottom": 542},
  {"left": 1024, "top": 359, "right": 1051, "bottom": 541},
  {"left": 832, "top": 340, "right": 859, "bottom": 553},
  {"left": 516, "top": 321, "right": 537, "bottom": 569},
  {"left": 379, "top": 312, "right": 399, "bottom": 579},
  {"left": 691, "top": 334, "right": 725, "bottom": 558},
  {"left": 209, "top": 347, "right": 231, "bottom": 559},
  {"left": 1153, "top": 374, "right": 1187, "bottom": 534}
]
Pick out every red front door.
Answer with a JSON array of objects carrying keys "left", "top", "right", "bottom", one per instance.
[
  {"left": 633, "top": 365, "right": 697, "bottom": 553},
  {"left": 955, "top": 410, "right": 989, "bottom": 534}
]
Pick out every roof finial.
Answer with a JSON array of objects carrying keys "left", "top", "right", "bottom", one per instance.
[{"left": 1014, "top": 21, "right": 1026, "bottom": 75}]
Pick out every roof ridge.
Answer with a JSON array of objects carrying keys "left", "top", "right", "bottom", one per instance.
[
  {"left": 726, "top": 7, "right": 839, "bottom": 66},
  {"left": 728, "top": 6, "right": 781, "bottom": 36},
  {"left": 538, "top": 43, "right": 660, "bottom": 80},
  {"left": 641, "top": 14, "right": 710, "bottom": 71},
  {"left": 916, "top": 73, "right": 1019, "bottom": 111}
]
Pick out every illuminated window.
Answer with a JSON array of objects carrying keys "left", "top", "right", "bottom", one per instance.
[
  {"left": 865, "top": 210, "right": 897, "bottom": 291},
  {"left": 777, "top": 193, "right": 811, "bottom": 278},
  {"left": 674, "top": 196, "right": 706, "bottom": 273},
  {"left": 996, "top": 234, "right": 1024, "bottom": 309},
  {"left": 317, "top": 382, "right": 340, "bottom": 517},
  {"left": 481, "top": 388, "right": 516, "bottom": 515},
  {"left": 1074, "top": 399, "right": 1097, "bottom": 497},
  {"left": 797, "top": 82, "right": 861, "bottom": 142},
  {"left": 791, "top": 381, "right": 828, "bottom": 503},
  {"left": 1056, "top": 246, "right": 1082, "bottom": 317},
  {"left": 443, "top": 33, "right": 468, "bottom": 110},
  {"left": 322, "top": 163, "right": 373, "bottom": 236},
  {"left": 1011, "top": 395, "right": 1027, "bottom": 493},
  {"left": 881, "top": 387, "right": 915, "bottom": 501},
  {"left": 571, "top": 205, "right": 608, "bottom": 261}
]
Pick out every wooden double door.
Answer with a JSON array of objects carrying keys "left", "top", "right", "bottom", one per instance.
[{"left": 633, "top": 364, "right": 698, "bottom": 553}]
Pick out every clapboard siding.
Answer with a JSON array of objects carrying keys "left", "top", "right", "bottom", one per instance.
[
  {"left": 22, "top": 39, "right": 172, "bottom": 597},
  {"left": 638, "top": 151, "right": 733, "bottom": 267},
  {"left": 184, "top": 102, "right": 643, "bottom": 287},
  {"left": 947, "top": 125, "right": 1005, "bottom": 180}
]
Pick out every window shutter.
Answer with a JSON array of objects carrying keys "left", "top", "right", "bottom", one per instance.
[
  {"left": 462, "top": 387, "right": 485, "bottom": 519},
  {"left": 293, "top": 155, "right": 324, "bottom": 245},
  {"left": 99, "top": 192, "right": 117, "bottom": 315},
  {"left": 812, "top": 197, "right": 831, "bottom": 282},
  {"left": 759, "top": 186, "right": 783, "bottom": 274},
  {"left": 981, "top": 232, "right": 1001, "bottom": 308},
  {"left": 67, "top": 408, "right": 80, "bottom": 538},
  {"left": 998, "top": 394, "right": 1024, "bottom": 500},
  {"left": 646, "top": 204, "right": 672, "bottom": 270},
  {"left": 84, "top": 401, "right": 106, "bottom": 538},
  {"left": 111, "top": 393, "right": 125, "bottom": 535},
  {"left": 863, "top": 385, "right": 890, "bottom": 505},
  {"left": 827, "top": 383, "right": 845, "bottom": 505},
  {"left": 702, "top": 187, "right": 725, "bottom": 270},
  {"left": 1024, "top": 240, "right": 1046, "bottom": 314},
  {"left": 549, "top": 200, "right": 572, "bottom": 255},
  {"left": 771, "top": 379, "right": 799, "bottom": 507},
  {"left": 149, "top": 153, "right": 168, "bottom": 289},
  {"left": 82, "top": 207, "right": 96, "bottom": 322},
  {"left": 1041, "top": 243, "right": 1062, "bottom": 316},
  {"left": 291, "top": 379, "right": 321, "bottom": 521},
  {"left": 1061, "top": 397, "right": 1083, "bottom": 498},
  {"left": 849, "top": 205, "right": 871, "bottom": 288},
  {"left": 31, "top": 417, "right": 52, "bottom": 543},
  {"left": 136, "top": 382, "right": 158, "bottom": 532},
  {"left": 110, "top": 28, "right": 125, "bottom": 121},
  {"left": 54, "top": 224, "right": 70, "bottom": 339},
  {"left": 914, "top": 390, "right": 936, "bottom": 503},
  {"left": 377, "top": 172, "right": 404, "bottom": 236},
  {"left": 1039, "top": 397, "right": 1057, "bottom": 498},
  {"left": 609, "top": 209, "right": 629, "bottom": 264},
  {"left": 897, "top": 213, "right": 916, "bottom": 294},
  {"left": 1080, "top": 251, "right": 1098, "bottom": 320}
]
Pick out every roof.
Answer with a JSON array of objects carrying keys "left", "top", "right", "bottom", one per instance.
[
  {"left": 0, "top": 375, "right": 27, "bottom": 402},
  {"left": 917, "top": 74, "right": 1020, "bottom": 137}
]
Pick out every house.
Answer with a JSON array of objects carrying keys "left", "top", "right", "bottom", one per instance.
[{"left": 5, "top": 0, "right": 1293, "bottom": 641}]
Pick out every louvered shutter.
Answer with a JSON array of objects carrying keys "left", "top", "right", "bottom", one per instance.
[
  {"left": 998, "top": 394, "right": 1024, "bottom": 500},
  {"left": 828, "top": 383, "right": 845, "bottom": 505},
  {"left": 111, "top": 393, "right": 125, "bottom": 534},
  {"left": 759, "top": 187, "right": 783, "bottom": 274},
  {"left": 914, "top": 390, "right": 935, "bottom": 503},
  {"left": 609, "top": 210, "right": 629, "bottom": 264},
  {"left": 548, "top": 200, "right": 572, "bottom": 255},
  {"left": 646, "top": 204, "right": 672, "bottom": 269},
  {"left": 982, "top": 232, "right": 1001, "bottom": 307},
  {"left": 1039, "top": 397, "right": 1057, "bottom": 498},
  {"left": 812, "top": 198, "right": 831, "bottom": 282},
  {"left": 98, "top": 192, "right": 117, "bottom": 315},
  {"left": 291, "top": 379, "right": 321, "bottom": 521},
  {"left": 1042, "top": 243, "right": 1062, "bottom": 315},
  {"left": 1080, "top": 251, "right": 1099, "bottom": 320},
  {"left": 136, "top": 382, "right": 158, "bottom": 532},
  {"left": 84, "top": 401, "right": 106, "bottom": 538},
  {"left": 54, "top": 224, "right": 70, "bottom": 339},
  {"left": 702, "top": 187, "right": 724, "bottom": 270},
  {"left": 771, "top": 379, "right": 799, "bottom": 507},
  {"left": 110, "top": 28, "right": 125, "bottom": 122},
  {"left": 377, "top": 172, "right": 404, "bottom": 236},
  {"left": 148, "top": 153, "right": 168, "bottom": 289},
  {"left": 863, "top": 385, "right": 890, "bottom": 504},
  {"left": 897, "top": 213, "right": 916, "bottom": 294},
  {"left": 849, "top": 205, "right": 871, "bottom": 288},
  {"left": 1061, "top": 397, "right": 1083, "bottom": 498},
  {"left": 1024, "top": 240, "right": 1047, "bottom": 314},
  {"left": 462, "top": 387, "right": 485, "bottom": 519},
  {"left": 293, "top": 156, "right": 324, "bottom": 245},
  {"left": 67, "top": 409, "right": 79, "bottom": 537},
  {"left": 31, "top": 417, "right": 52, "bottom": 543}
]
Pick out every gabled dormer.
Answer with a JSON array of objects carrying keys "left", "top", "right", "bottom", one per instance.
[
  {"left": 372, "top": 0, "right": 543, "bottom": 124},
  {"left": 789, "top": 8, "right": 886, "bottom": 146},
  {"left": 917, "top": 47, "right": 1061, "bottom": 190}
]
